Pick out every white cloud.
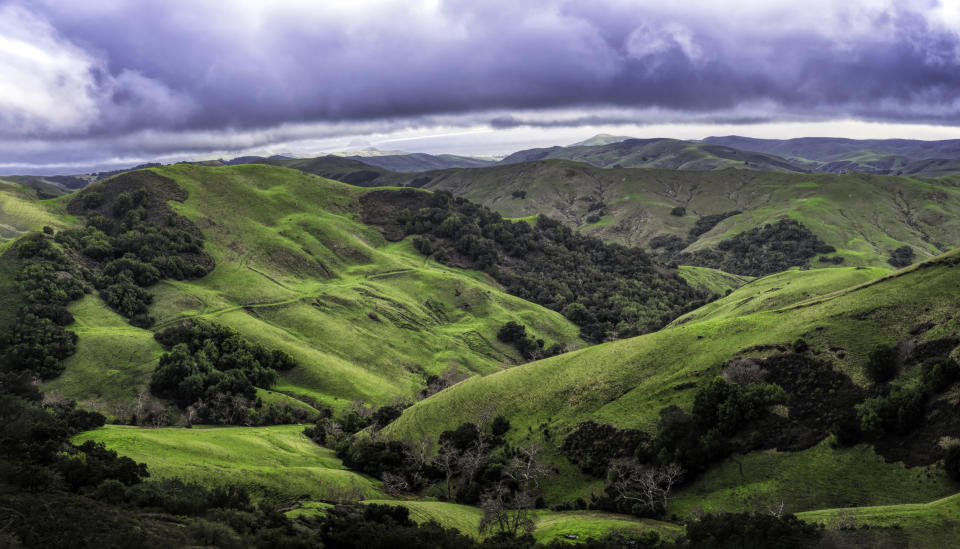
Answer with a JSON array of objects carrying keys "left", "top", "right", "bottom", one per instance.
[{"left": 0, "top": 4, "right": 100, "bottom": 134}]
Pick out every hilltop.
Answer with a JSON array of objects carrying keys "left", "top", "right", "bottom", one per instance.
[{"left": 500, "top": 138, "right": 808, "bottom": 172}]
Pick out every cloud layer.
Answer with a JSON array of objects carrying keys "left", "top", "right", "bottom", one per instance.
[{"left": 3, "top": 0, "right": 960, "bottom": 171}]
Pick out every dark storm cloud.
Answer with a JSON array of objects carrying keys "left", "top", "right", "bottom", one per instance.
[{"left": 3, "top": 0, "right": 960, "bottom": 169}]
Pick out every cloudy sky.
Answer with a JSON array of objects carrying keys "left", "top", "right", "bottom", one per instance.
[{"left": 4, "top": 0, "right": 960, "bottom": 174}]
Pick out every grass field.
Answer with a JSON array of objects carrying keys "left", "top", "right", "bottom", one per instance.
[
  {"left": 797, "top": 493, "right": 960, "bottom": 548},
  {"left": 74, "top": 425, "right": 386, "bottom": 502},
  {"left": 292, "top": 499, "right": 683, "bottom": 544}
]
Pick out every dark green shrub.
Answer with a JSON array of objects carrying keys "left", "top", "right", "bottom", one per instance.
[{"left": 865, "top": 345, "right": 899, "bottom": 384}]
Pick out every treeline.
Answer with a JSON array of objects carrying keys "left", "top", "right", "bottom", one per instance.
[
  {"left": 652, "top": 218, "right": 836, "bottom": 277},
  {"left": 149, "top": 320, "right": 306, "bottom": 426},
  {"left": 361, "top": 189, "right": 711, "bottom": 342},
  {"left": 57, "top": 170, "right": 214, "bottom": 327}
]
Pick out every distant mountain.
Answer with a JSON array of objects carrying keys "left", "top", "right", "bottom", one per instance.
[
  {"left": 568, "top": 133, "right": 634, "bottom": 147},
  {"left": 500, "top": 137, "right": 810, "bottom": 173},
  {"left": 704, "top": 136, "right": 960, "bottom": 176},
  {"left": 344, "top": 152, "right": 496, "bottom": 172},
  {"left": 5, "top": 162, "right": 163, "bottom": 197}
]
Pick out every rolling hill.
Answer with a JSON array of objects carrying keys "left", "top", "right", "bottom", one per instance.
[
  {"left": 500, "top": 138, "right": 809, "bottom": 172},
  {"left": 1, "top": 165, "right": 584, "bottom": 418},
  {"left": 386, "top": 249, "right": 960, "bottom": 523},
  {"left": 372, "top": 160, "right": 960, "bottom": 269},
  {"left": 705, "top": 136, "right": 960, "bottom": 177},
  {"left": 344, "top": 152, "right": 496, "bottom": 172}
]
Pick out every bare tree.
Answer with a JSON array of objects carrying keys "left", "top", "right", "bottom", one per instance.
[
  {"left": 381, "top": 472, "right": 411, "bottom": 496},
  {"left": 723, "top": 358, "right": 767, "bottom": 385},
  {"left": 479, "top": 482, "right": 536, "bottom": 537},
  {"left": 403, "top": 437, "right": 433, "bottom": 490},
  {"left": 608, "top": 460, "right": 684, "bottom": 516},
  {"left": 479, "top": 443, "right": 550, "bottom": 537},
  {"left": 433, "top": 440, "right": 460, "bottom": 500}
]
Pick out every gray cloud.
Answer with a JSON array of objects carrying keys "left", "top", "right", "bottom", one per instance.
[{"left": 3, "top": 0, "right": 960, "bottom": 170}]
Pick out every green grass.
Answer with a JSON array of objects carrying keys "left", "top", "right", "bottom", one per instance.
[
  {"left": 671, "top": 266, "right": 889, "bottom": 325},
  {"left": 387, "top": 249, "right": 960, "bottom": 506},
  {"left": 677, "top": 265, "right": 753, "bottom": 296},
  {"left": 670, "top": 440, "right": 955, "bottom": 517},
  {"left": 797, "top": 493, "right": 960, "bottom": 549},
  {"left": 293, "top": 499, "right": 682, "bottom": 544},
  {"left": 74, "top": 424, "right": 386, "bottom": 502}
]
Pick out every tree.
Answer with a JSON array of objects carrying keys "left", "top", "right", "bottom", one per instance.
[
  {"left": 865, "top": 345, "right": 899, "bottom": 384},
  {"left": 479, "top": 443, "right": 549, "bottom": 537},
  {"left": 944, "top": 445, "right": 960, "bottom": 482},
  {"left": 608, "top": 460, "right": 684, "bottom": 517},
  {"left": 434, "top": 440, "right": 460, "bottom": 500}
]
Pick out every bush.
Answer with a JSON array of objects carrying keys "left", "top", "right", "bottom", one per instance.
[
  {"left": 685, "top": 512, "right": 822, "bottom": 549},
  {"left": 670, "top": 206, "right": 686, "bottom": 217},
  {"left": 945, "top": 445, "right": 960, "bottom": 482},
  {"left": 888, "top": 245, "right": 915, "bottom": 268},
  {"left": 865, "top": 345, "right": 899, "bottom": 384}
]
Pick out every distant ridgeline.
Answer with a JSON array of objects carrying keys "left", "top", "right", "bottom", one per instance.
[{"left": 361, "top": 189, "right": 712, "bottom": 342}]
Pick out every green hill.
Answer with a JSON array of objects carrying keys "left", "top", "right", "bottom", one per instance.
[
  {"left": 380, "top": 161, "right": 960, "bottom": 268},
  {"left": 74, "top": 424, "right": 386, "bottom": 502},
  {"left": 500, "top": 138, "right": 808, "bottom": 172},
  {"left": 386, "top": 249, "right": 960, "bottom": 513},
  {"left": 28, "top": 164, "right": 582, "bottom": 416},
  {"left": 344, "top": 153, "right": 496, "bottom": 172}
]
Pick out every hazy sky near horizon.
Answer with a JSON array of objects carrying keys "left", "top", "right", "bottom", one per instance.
[{"left": 4, "top": 0, "right": 960, "bottom": 173}]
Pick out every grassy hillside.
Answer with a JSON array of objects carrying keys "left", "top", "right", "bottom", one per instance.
[
  {"left": 75, "top": 425, "right": 385, "bottom": 502},
  {"left": 676, "top": 265, "right": 753, "bottom": 296},
  {"left": 292, "top": 499, "right": 683, "bottom": 544},
  {"left": 387, "top": 161, "right": 960, "bottom": 268},
  {"left": 500, "top": 138, "right": 807, "bottom": 173},
  {"left": 671, "top": 266, "right": 889, "bottom": 325},
  {"left": 37, "top": 164, "right": 582, "bottom": 415},
  {"left": 797, "top": 493, "right": 960, "bottom": 548},
  {"left": 386, "top": 249, "right": 960, "bottom": 511},
  {"left": 0, "top": 178, "right": 68, "bottom": 244},
  {"left": 345, "top": 153, "right": 496, "bottom": 172}
]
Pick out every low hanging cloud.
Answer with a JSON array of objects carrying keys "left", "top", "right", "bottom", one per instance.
[{"left": 3, "top": 0, "right": 960, "bottom": 170}]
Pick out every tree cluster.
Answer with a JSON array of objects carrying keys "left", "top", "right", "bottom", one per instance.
[
  {"left": 888, "top": 245, "right": 915, "bottom": 268},
  {"left": 57, "top": 171, "right": 214, "bottom": 327},
  {"left": 0, "top": 235, "right": 87, "bottom": 379},
  {"left": 674, "top": 220, "right": 836, "bottom": 277},
  {"left": 361, "top": 189, "right": 711, "bottom": 342},
  {"left": 497, "top": 321, "right": 565, "bottom": 361},
  {"left": 149, "top": 321, "right": 299, "bottom": 424}
]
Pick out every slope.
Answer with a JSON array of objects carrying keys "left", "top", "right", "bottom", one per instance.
[
  {"left": 36, "top": 164, "right": 583, "bottom": 415},
  {"left": 74, "top": 424, "right": 386, "bottom": 502},
  {"left": 386, "top": 161, "right": 960, "bottom": 269},
  {"left": 386, "top": 249, "right": 960, "bottom": 511},
  {"left": 344, "top": 153, "right": 496, "bottom": 172}
]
